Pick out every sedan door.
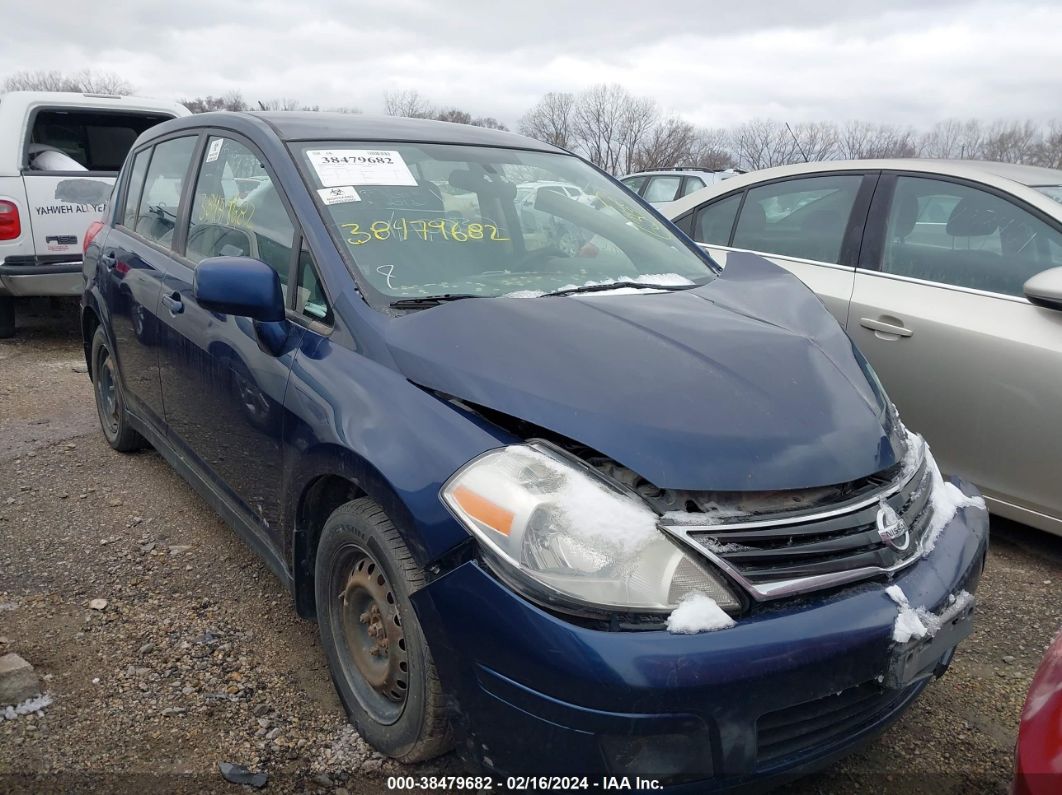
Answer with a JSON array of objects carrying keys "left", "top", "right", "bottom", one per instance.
[
  {"left": 849, "top": 173, "right": 1062, "bottom": 532},
  {"left": 681, "top": 173, "right": 877, "bottom": 326}
]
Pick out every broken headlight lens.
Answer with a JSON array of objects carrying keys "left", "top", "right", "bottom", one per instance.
[{"left": 441, "top": 443, "right": 739, "bottom": 614}]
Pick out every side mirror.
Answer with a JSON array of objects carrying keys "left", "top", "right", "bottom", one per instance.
[
  {"left": 193, "top": 256, "right": 285, "bottom": 322},
  {"left": 1024, "top": 267, "right": 1062, "bottom": 312}
]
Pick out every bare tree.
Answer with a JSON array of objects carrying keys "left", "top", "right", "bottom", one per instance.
[
  {"left": 632, "top": 116, "right": 697, "bottom": 171},
  {"left": 257, "top": 97, "right": 316, "bottom": 111},
  {"left": 1033, "top": 121, "right": 1062, "bottom": 169},
  {"left": 836, "top": 121, "right": 917, "bottom": 159},
  {"left": 980, "top": 120, "right": 1041, "bottom": 164},
  {"left": 181, "top": 92, "right": 249, "bottom": 113},
  {"left": 729, "top": 119, "right": 801, "bottom": 170},
  {"left": 328, "top": 106, "right": 363, "bottom": 114},
  {"left": 571, "top": 84, "right": 660, "bottom": 174},
  {"left": 471, "top": 116, "right": 508, "bottom": 131},
  {"left": 383, "top": 89, "right": 434, "bottom": 119},
  {"left": 518, "top": 92, "right": 576, "bottom": 149},
  {"left": 918, "top": 119, "right": 984, "bottom": 159},
  {"left": 691, "top": 128, "right": 737, "bottom": 170},
  {"left": 435, "top": 107, "right": 472, "bottom": 125},
  {"left": 2, "top": 69, "right": 134, "bottom": 95}
]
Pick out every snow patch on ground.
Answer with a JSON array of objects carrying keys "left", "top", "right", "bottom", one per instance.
[
  {"left": 886, "top": 585, "right": 973, "bottom": 644},
  {"left": 666, "top": 592, "right": 736, "bottom": 634},
  {"left": 921, "top": 447, "right": 986, "bottom": 555},
  {"left": 1, "top": 694, "right": 52, "bottom": 721}
]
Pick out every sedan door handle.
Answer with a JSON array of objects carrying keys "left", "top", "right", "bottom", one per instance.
[
  {"left": 859, "top": 317, "right": 913, "bottom": 338},
  {"left": 161, "top": 292, "right": 184, "bottom": 315},
  {"left": 99, "top": 251, "right": 117, "bottom": 270}
]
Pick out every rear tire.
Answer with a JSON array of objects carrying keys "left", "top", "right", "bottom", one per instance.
[
  {"left": 315, "top": 498, "right": 452, "bottom": 763},
  {"left": 0, "top": 296, "right": 14, "bottom": 339},
  {"left": 91, "top": 327, "right": 146, "bottom": 452}
]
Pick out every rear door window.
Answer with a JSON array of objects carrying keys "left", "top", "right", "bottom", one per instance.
[
  {"left": 732, "top": 175, "right": 862, "bottom": 264},
  {"left": 134, "top": 136, "right": 198, "bottom": 248},
  {"left": 25, "top": 110, "right": 173, "bottom": 173},
  {"left": 121, "top": 148, "right": 152, "bottom": 229},
  {"left": 692, "top": 193, "right": 742, "bottom": 246}
]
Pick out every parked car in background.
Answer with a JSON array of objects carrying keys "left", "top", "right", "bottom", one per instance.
[
  {"left": 82, "top": 113, "right": 989, "bottom": 789},
  {"left": 622, "top": 167, "right": 744, "bottom": 211},
  {"left": 666, "top": 160, "right": 1062, "bottom": 536},
  {"left": 1013, "top": 629, "right": 1062, "bottom": 795},
  {"left": 0, "top": 91, "right": 188, "bottom": 337}
]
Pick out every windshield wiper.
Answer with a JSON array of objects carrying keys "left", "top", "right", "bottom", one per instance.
[
  {"left": 543, "top": 282, "right": 695, "bottom": 298},
  {"left": 389, "top": 294, "right": 479, "bottom": 309}
]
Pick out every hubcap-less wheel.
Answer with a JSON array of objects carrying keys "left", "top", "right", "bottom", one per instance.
[
  {"left": 334, "top": 548, "right": 409, "bottom": 723},
  {"left": 96, "top": 351, "right": 120, "bottom": 438}
]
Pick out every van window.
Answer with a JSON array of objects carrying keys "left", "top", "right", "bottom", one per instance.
[
  {"left": 25, "top": 110, "right": 173, "bottom": 173},
  {"left": 134, "top": 136, "right": 198, "bottom": 248}
]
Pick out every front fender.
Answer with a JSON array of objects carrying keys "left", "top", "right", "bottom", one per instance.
[{"left": 281, "top": 332, "right": 513, "bottom": 571}]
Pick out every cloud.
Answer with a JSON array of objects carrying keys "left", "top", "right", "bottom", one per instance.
[{"left": 1, "top": 1, "right": 1059, "bottom": 128}]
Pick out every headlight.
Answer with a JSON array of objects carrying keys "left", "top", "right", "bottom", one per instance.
[{"left": 441, "top": 443, "right": 740, "bottom": 615}]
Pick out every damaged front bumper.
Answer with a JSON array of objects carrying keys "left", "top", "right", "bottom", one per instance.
[{"left": 411, "top": 477, "right": 989, "bottom": 791}]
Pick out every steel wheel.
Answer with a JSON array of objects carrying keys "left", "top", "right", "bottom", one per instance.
[
  {"left": 96, "top": 348, "right": 120, "bottom": 439},
  {"left": 332, "top": 546, "right": 409, "bottom": 723}
]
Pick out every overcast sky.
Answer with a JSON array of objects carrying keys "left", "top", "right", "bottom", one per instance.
[{"left": 2, "top": 1, "right": 1060, "bottom": 129}]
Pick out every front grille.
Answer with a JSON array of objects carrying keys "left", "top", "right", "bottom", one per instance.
[
  {"left": 756, "top": 682, "right": 918, "bottom": 766},
  {"left": 662, "top": 451, "right": 934, "bottom": 598}
]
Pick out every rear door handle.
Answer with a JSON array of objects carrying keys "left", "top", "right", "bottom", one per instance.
[
  {"left": 99, "top": 251, "right": 117, "bottom": 270},
  {"left": 161, "top": 292, "right": 184, "bottom": 315},
  {"left": 859, "top": 317, "right": 913, "bottom": 338}
]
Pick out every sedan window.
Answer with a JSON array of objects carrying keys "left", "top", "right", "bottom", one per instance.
[
  {"left": 731, "top": 175, "right": 862, "bottom": 265},
  {"left": 882, "top": 176, "right": 1062, "bottom": 296},
  {"left": 693, "top": 193, "right": 742, "bottom": 246}
]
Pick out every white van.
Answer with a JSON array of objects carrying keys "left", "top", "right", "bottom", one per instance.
[{"left": 0, "top": 91, "right": 189, "bottom": 336}]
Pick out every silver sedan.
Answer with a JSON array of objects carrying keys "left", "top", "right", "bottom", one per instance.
[{"left": 665, "top": 159, "right": 1062, "bottom": 535}]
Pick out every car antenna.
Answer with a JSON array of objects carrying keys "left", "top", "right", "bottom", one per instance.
[{"left": 786, "top": 122, "right": 810, "bottom": 163}]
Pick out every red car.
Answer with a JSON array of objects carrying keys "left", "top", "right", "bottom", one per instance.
[{"left": 1014, "top": 629, "right": 1062, "bottom": 794}]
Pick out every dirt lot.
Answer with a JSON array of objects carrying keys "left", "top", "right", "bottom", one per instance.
[{"left": 2, "top": 298, "right": 1061, "bottom": 794}]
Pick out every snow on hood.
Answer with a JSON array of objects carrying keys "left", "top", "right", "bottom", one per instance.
[{"left": 383, "top": 252, "right": 904, "bottom": 492}]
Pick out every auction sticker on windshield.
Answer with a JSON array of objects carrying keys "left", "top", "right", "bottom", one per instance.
[{"left": 307, "top": 149, "right": 417, "bottom": 187}]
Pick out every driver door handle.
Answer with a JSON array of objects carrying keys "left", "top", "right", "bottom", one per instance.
[
  {"left": 859, "top": 317, "right": 913, "bottom": 338},
  {"left": 161, "top": 292, "right": 184, "bottom": 315}
]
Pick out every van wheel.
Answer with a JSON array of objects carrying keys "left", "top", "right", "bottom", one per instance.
[
  {"left": 91, "top": 327, "right": 146, "bottom": 452},
  {"left": 315, "top": 498, "right": 452, "bottom": 762},
  {"left": 0, "top": 296, "right": 14, "bottom": 339}
]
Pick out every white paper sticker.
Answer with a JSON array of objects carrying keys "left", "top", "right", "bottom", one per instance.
[
  {"left": 317, "top": 185, "right": 361, "bottom": 205},
  {"left": 205, "top": 138, "right": 224, "bottom": 163},
  {"left": 307, "top": 149, "right": 417, "bottom": 187}
]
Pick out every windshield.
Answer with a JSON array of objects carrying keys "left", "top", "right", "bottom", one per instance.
[
  {"left": 1034, "top": 185, "right": 1062, "bottom": 204},
  {"left": 296, "top": 142, "right": 714, "bottom": 304}
]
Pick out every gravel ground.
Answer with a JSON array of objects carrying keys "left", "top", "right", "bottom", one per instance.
[{"left": 1, "top": 298, "right": 1060, "bottom": 794}]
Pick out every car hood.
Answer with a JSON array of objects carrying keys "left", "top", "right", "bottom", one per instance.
[{"left": 383, "top": 253, "right": 903, "bottom": 491}]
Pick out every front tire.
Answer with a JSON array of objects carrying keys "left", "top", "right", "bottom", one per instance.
[
  {"left": 91, "top": 326, "right": 145, "bottom": 452},
  {"left": 315, "top": 498, "right": 451, "bottom": 762}
]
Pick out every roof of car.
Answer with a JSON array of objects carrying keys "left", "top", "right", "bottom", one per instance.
[
  {"left": 161, "top": 111, "right": 564, "bottom": 153},
  {"left": 666, "top": 158, "right": 1062, "bottom": 218}
]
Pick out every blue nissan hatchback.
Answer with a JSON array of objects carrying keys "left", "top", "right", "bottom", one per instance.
[{"left": 81, "top": 112, "right": 989, "bottom": 790}]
